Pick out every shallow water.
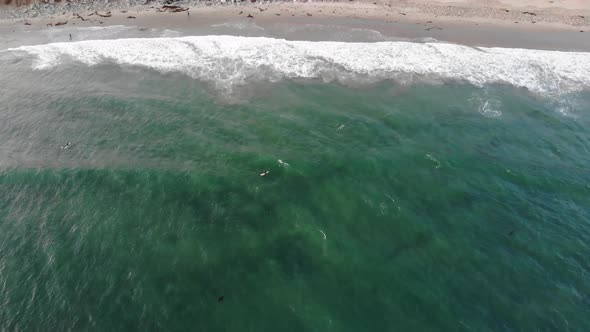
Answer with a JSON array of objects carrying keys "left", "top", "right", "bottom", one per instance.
[{"left": 1, "top": 29, "right": 590, "bottom": 331}]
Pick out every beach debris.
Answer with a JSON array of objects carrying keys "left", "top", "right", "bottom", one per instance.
[
  {"left": 306, "top": 13, "right": 312, "bottom": 16},
  {"left": 46, "top": 23, "right": 53, "bottom": 27},
  {"left": 425, "top": 27, "right": 442, "bottom": 31},
  {"left": 60, "top": 142, "right": 72, "bottom": 150},
  {"left": 522, "top": 11, "right": 536, "bottom": 16},
  {"left": 259, "top": 170, "right": 270, "bottom": 177},
  {"left": 55, "top": 21, "right": 68, "bottom": 26},
  {"left": 121, "top": 10, "right": 128, "bottom": 13},
  {"left": 276, "top": 13, "right": 280, "bottom": 16},
  {"left": 581, "top": 30, "right": 585, "bottom": 32},
  {"left": 94, "top": 11, "right": 112, "bottom": 18},
  {"left": 238, "top": 11, "right": 243, "bottom": 14},
  {"left": 24, "top": 22, "right": 31, "bottom": 25},
  {"left": 87, "top": 12, "right": 94, "bottom": 16},
  {"left": 139, "top": 27, "right": 148, "bottom": 31},
  {"left": 578, "top": 16, "right": 585, "bottom": 19},
  {"left": 503, "top": 9, "right": 509, "bottom": 12},
  {"left": 278, "top": 159, "right": 290, "bottom": 167},
  {"left": 426, "top": 20, "right": 432, "bottom": 23},
  {"left": 247, "top": 14, "right": 254, "bottom": 18},
  {"left": 127, "top": 16, "right": 136, "bottom": 19},
  {"left": 399, "top": 12, "right": 406, "bottom": 15},
  {"left": 259, "top": 7, "right": 265, "bottom": 12}
]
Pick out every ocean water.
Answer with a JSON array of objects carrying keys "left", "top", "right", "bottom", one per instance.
[{"left": 1, "top": 27, "right": 590, "bottom": 331}]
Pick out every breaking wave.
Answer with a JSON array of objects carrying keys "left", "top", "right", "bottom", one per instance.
[{"left": 8, "top": 35, "right": 590, "bottom": 94}]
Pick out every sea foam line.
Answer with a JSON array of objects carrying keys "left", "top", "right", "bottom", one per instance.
[{"left": 7, "top": 35, "right": 590, "bottom": 94}]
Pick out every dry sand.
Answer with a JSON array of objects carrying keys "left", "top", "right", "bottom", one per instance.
[{"left": 0, "top": 0, "right": 589, "bottom": 50}]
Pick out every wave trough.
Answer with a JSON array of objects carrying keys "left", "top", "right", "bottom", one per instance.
[{"left": 9, "top": 35, "right": 590, "bottom": 94}]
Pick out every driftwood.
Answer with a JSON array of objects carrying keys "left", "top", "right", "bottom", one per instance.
[
  {"left": 158, "top": 5, "right": 188, "bottom": 13},
  {"left": 74, "top": 13, "right": 87, "bottom": 21},
  {"left": 55, "top": 21, "right": 68, "bottom": 26},
  {"left": 94, "top": 11, "right": 112, "bottom": 18}
]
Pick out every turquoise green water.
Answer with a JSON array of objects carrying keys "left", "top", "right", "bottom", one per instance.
[{"left": 1, "top": 66, "right": 589, "bottom": 331}]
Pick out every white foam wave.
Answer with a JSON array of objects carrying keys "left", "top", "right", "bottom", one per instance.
[{"left": 8, "top": 35, "right": 590, "bottom": 94}]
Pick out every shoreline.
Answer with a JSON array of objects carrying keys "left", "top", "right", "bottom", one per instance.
[{"left": 1, "top": 1, "right": 589, "bottom": 51}]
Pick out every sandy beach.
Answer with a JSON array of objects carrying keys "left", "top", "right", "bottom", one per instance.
[{"left": 1, "top": 0, "right": 589, "bottom": 50}]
